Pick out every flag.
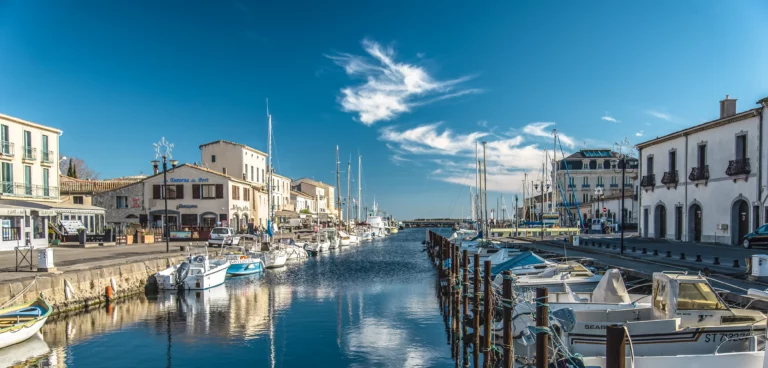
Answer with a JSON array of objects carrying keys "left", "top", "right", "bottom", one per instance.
[{"left": 267, "top": 220, "right": 274, "bottom": 237}]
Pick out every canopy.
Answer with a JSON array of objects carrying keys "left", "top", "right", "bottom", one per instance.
[
  {"left": 491, "top": 251, "right": 549, "bottom": 276},
  {"left": 592, "top": 269, "right": 630, "bottom": 303}
]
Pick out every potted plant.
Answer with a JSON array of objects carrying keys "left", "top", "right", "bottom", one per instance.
[
  {"left": 77, "top": 228, "right": 86, "bottom": 245},
  {"left": 142, "top": 229, "right": 155, "bottom": 244}
]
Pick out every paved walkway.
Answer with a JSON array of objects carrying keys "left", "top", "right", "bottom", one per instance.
[{"left": 0, "top": 241, "right": 209, "bottom": 283}]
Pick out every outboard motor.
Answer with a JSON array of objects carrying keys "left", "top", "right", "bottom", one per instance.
[{"left": 175, "top": 261, "right": 190, "bottom": 288}]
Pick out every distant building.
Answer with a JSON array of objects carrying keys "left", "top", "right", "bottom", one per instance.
[
  {"left": 637, "top": 95, "right": 768, "bottom": 245},
  {"left": 291, "top": 178, "right": 336, "bottom": 217}
]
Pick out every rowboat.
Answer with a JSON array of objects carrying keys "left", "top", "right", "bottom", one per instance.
[{"left": 0, "top": 294, "right": 52, "bottom": 350}]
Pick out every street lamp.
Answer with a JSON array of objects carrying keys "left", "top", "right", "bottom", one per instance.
[
  {"left": 612, "top": 139, "right": 637, "bottom": 256},
  {"left": 153, "top": 137, "right": 174, "bottom": 253},
  {"left": 534, "top": 181, "right": 550, "bottom": 241},
  {"left": 514, "top": 195, "right": 519, "bottom": 237}
]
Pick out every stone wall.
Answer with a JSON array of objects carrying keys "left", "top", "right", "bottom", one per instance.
[
  {"left": 93, "top": 182, "right": 145, "bottom": 224},
  {"left": 0, "top": 255, "right": 187, "bottom": 315}
]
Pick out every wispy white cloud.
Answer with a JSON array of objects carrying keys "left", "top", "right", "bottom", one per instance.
[
  {"left": 327, "top": 39, "right": 480, "bottom": 125},
  {"left": 477, "top": 120, "right": 488, "bottom": 128},
  {"left": 645, "top": 110, "right": 678, "bottom": 122},
  {"left": 522, "top": 122, "right": 575, "bottom": 148},
  {"left": 379, "top": 122, "right": 487, "bottom": 155},
  {"left": 601, "top": 112, "right": 619, "bottom": 123},
  {"left": 635, "top": 130, "right": 644, "bottom": 137}
]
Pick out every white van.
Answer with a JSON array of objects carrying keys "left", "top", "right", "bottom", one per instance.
[{"left": 208, "top": 227, "right": 238, "bottom": 247}]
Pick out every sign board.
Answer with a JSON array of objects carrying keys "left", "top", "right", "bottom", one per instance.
[
  {"left": 0, "top": 208, "right": 27, "bottom": 216},
  {"left": 170, "top": 231, "right": 192, "bottom": 239},
  {"left": 37, "top": 209, "right": 57, "bottom": 216},
  {"left": 60, "top": 220, "right": 86, "bottom": 235},
  {"left": 603, "top": 207, "right": 607, "bottom": 213},
  {"left": 542, "top": 213, "right": 560, "bottom": 225}
]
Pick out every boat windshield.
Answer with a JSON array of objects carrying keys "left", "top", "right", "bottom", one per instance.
[{"left": 676, "top": 282, "right": 727, "bottom": 310}]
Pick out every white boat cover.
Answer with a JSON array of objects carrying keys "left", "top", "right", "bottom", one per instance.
[{"left": 592, "top": 269, "right": 630, "bottom": 303}]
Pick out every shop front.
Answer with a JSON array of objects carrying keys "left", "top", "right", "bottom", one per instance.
[{"left": 0, "top": 205, "right": 55, "bottom": 250}]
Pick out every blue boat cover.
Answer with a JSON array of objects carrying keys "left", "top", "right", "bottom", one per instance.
[{"left": 490, "top": 251, "right": 548, "bottom": 276}]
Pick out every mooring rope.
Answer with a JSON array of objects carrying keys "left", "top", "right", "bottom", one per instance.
[{"left": 1, "top": 276, "right": 39, "bottom": 308}]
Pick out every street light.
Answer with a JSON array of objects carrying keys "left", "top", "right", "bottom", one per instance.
[
  {"left": 534, "top": 181, "right": 550, "bottom": 241},
  {"left": 154, "top": 137, "right": 174, "bottom": 253},
  {"left": 612, "top": 139, "right": 637, "bottom": 256}
]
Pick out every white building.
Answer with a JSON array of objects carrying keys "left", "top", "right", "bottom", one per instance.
[
  {"left": 637, "top": 95, "right": 768, "bottom": 245},
  {"left": 291, "top": 190, "right": 315, "bottom": 213},
  {"left": 291, "top": 178, "right": 336, "bottom": 216},
  {"left": 555, "top": 149, "right": 638, "bottom": 226},
  {"left": 142, "top": 164, "right": 255, "bottom": 232},
  {"left": 199, "top": 140, "right": 268, "bottom": 185},
  {"left": 271, "top": 173, "right": 292, "bottom": 212}
]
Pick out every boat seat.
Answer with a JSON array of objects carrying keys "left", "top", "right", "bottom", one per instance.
[{"left": 0, "top": 316, "right": 37, "bottom": 324}]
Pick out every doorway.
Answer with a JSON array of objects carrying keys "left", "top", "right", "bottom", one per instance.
[
  {"left": 731, "top": 200, "right": 749, "bottom": 245},
  {"left": 689, "top": 203, "right": 702, "bottom": 242},
  {"left": 675, "top": 206, "right": 682, "bottom": 241},
  {"left": 654, "top": 205, "right": 667, "bottom": 239},
  {"left": 643, "top": 208, "right": 649, "bottom": 238}
]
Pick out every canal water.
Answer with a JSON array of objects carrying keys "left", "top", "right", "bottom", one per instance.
[{"left": 12, "top": 228, "right": 458, "bottom": 367}]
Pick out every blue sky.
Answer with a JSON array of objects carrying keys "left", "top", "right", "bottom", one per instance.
[{"left": 1, "top": 1, "right": 767, "bottom": 219}]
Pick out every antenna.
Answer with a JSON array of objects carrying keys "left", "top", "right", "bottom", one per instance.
[{"left": 266, "top": 98, "right": 270, "bottom": 117}]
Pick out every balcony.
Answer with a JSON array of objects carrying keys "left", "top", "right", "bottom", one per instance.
[
  {"left": 22, "top": 146, "right": 36, "bottom": 161},
  {"left": 661, "top": 170, "right": 679, "bottom": 188},
  {"left": 595, "top": 184, "right": 604, "bottom": 188},
  {"left": 640, "top": 174, "right": 655, "bottom": 190},
  {"left": 624, "top": 183, "right": 632, "bottom": 188},
  {"left": 581, "top": 184, "right": 591, "bottom": 188},
  {"left": 0, "top": 142, "right": 13, "bottom": 157},
  {"left": 568, "top": 184, "right": 576, "bottom": 189},
  {"left": 688, "top": 165, "right": 709, "bottom": 186},
  {"left": 609, "top": 183, "right": 619, "bottom": 188},
  {"left": 726, "top": 158, "right": 750, "bottom": 178},
  {"left": 41, "top": 150, "right": 54, "bottom": 164},
  {"left": 1, "top": 182, "right": 59, "bottom": 199}
]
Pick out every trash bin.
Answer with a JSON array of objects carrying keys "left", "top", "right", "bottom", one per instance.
[
  {"left": 37, "top": 248, "right": 56, "bottom": 272},
  {"left": 751, "top": 255, "right": 768, "bottom": 277},
  {"left": 572, "top": 235, "right": 580, "bottom": 246}
]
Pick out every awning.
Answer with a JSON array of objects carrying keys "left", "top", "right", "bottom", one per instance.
[
  {"left": 54, "top": 208, "right": 104, "bottom": 215},
  {"left": 36, "top": 209, "right": 57, "bottom": 216}
]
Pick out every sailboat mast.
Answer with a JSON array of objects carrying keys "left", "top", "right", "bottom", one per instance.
[
  {"left": 267, "top": 102, "right": 273, "bottom": 234},
  {"left": 482, "top": 141, "right": 488, "bottom": 239},
  {"left": 336, "top": 146, "right": 341, "bottom": 229},
  {"left": 553, "top": 129, "right": 558, "bottom": 225},
  {"left": 347, "top": 158, "right": 351, "bottom": 231},
  {"left": 357, "top": 155, "right": 361, "bottom": 222},
  {"left": 478, "top": 159, "right": 483, "bottom": 233},
  {"left": 475, "top": 142, "right": 479, "bottom": 227}
]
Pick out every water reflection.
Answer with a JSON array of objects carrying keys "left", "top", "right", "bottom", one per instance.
[{"left": 25, "top": 229, "right": 453, "bottom": 367}]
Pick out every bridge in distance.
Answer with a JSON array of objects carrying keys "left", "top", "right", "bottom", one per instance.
[{"left": 402, "top": 219, "right": 463, "bottom": 228}]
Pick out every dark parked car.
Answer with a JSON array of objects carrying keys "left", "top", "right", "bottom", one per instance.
[{"left": 742, "top": 224, "right": 768, "bottom": 248}]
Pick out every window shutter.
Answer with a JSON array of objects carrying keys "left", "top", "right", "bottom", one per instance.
[
  {"left": 176, "top": 185, "right": 184, "bottom": 199},
  {"left": 192, "top": 184, "right": 200, "bottom": 199},
  {"left": 153, "top": 185, "right": 161, "bottom": 199},
  {"left": 216, "top": 184, "right": 223, "bottom": 198},
  {"left": 232, "top": 185, "right": 236, "bottom": 200}
]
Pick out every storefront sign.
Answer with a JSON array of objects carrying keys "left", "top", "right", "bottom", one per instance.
[
  {"left": 170, "top": 231, "right": 192, "bottom": 239},
  {"left": 37, "top": 210, "right": 57, "bottom": 216},
  {"left": 176, "top": 204, "right": 198, "bottom": 210},
  {"left": 165, "top": 177, "right": 210, "bottom": 183},
  {"left": 0, "top": 208, "right": 27, "bottom": 216},
  {"left": 231, "top": 204, "right": 249, "bottom": 212}
]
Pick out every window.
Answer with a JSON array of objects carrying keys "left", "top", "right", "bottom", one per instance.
[
  {"left": 2, "top": 162, "right": 12, "bottom": 194},
  {"left": 153, "top": 184, "right": 183, "bottom": 199},
  {"left": 588, "top": 160, "right": 597, "bottom": 170},
  {"left": 223, "top": 167, "right": 227, "bottom": 175},
  {"left": 23, "top": 130, "right": 31, "bottom": 159},
  {"left": 232, "top": 185, "right": 240, "bottom": 200},
  {"left": 243, "top": 188, "right": 250, "bottom": 201},
  {"left": 251, "top": 165, "right": 254, "bottom": 181},
  {"left": 596, "top": 177, "right": 603, "bottom": 185},
  {"left": 262, "top": 169, "right": 265, "bottom": 183},
  {"left": 73, "top": 196, "right": 84, "bottom": 204},
  {"left": 646, "top": 156, "right": 654, "bottom": 175},
  {"left": 568, "top": 177, "right": 574, "bottom": 186},
  {"left": 42, "top": 135, "right": 49, "bottom": 162},
  {"left": 24, "top": 165, "right": 31, "bottom": 195},
  {"left": 582, "top": 177, "right": 589, "bottom": 185},
  {"left": 181, "top": 214, "right": 198, "bottom": 227},
  {"left": 202, "top": 214, "right": 217, "bottom": 228},
  {"left": 42, "top": 168, "right": 49, "bottom": 197},
  {"left": 200, "top": 184, "right": 217, "bottom": 199},
  {"left": 244, "top": 165, "right": 248, "bottom": 179},
  {"left": 668, "top": 151, "right": 676, "bottom": 172},
  {"left": 0, "top": 125, "right": 8, "bottom": 155},
  {"left": 676, "top": 283, "right": 726, "bottom": 310},
  {"left": 211, "top": 155, "right": 216, "bottom": 163},
  {"left": 697, "top": 145, "right": 706, "bottom": 167},
  {"left": 33, "top": 214, "right": 44, "bottom": 239},
  {"left": 116, "top": 196, "right": 128, "bottom": 209},
  {"left": 736, "top": 134, "right": 747, "bottom": 160},
  {"left": 611, "top": 176, "right": 617, "bottom": 185}
]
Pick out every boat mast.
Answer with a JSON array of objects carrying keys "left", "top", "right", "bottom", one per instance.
[
  {"left": 347, "top": 158, "right": 351, "bottom": 232},
  {"left": 544, "top": 149, "right": 548, "bottom": 217},
  {"left": 267, "top": 100, "right": 273, "bottom": 239},
  {"left": 475, "top": 142, "right": 479, "bottom": 228},
  {"left": 522, "top": 173, "right": 527, "bottom": 222},
  {"left": 357, "top": 154, "right": 361, "bottom": 222},
  {"left": 553, "top": 128, "right": 558, "bottom": 225},
  {"left": 336, "top": 145, "right": 341, "bottom": 230},
  {"left": 482, "top": 141, "right": 488, "bottom": 239}
]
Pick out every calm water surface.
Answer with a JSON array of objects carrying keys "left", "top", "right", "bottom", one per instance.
[{"left": 14, "top": 228, "right": 457, "bottom": 367}]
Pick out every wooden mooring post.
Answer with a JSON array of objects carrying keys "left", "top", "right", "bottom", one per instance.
[
  {"left": 502, "top": 270, "right": 513, "bottom": 368},
  {"left": 606, "top": 325, "right": 626, "bottom": 368},
  {"left": 535, "top": 287, "right": 549, "bottom": 368},
  {"left": 453, "top": 245, "right": 460, "bottom": 367},
  {"left": 462, "top": 249, "right": 469, "bottom": 367},
  {"left": 483, "top": 260, "right": 493, "bottom": 367},
  {"left": 448, "top": 241, "right": 455, "bottom": 359},
  {"left": 473, "top": 253, "right": 481, "bottom": 368}
]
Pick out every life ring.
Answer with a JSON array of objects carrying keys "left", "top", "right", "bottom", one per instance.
[
  {"left": 194, "top": 255, "right": 205, "bottom": 263},
  {"left": 240, "top": 255, "right": 247, "bottom": 260}
]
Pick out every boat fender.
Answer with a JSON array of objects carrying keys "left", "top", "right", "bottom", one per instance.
[
  {"left": 240, "top": 255, "right": 247, "bottom": 260},
  {"left": 64, "top": 279, "right": 76, "bottom": 301},
  {"left": 110, "top": 277, "right": 118, "bottom": 293}
]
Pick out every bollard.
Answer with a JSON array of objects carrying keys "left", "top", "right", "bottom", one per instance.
[
  {"left": 535, "top": 288, "right": 549, "bottom": 368},
  {"left": 653, "top": 249, "right": 659, "bottom": 256},
  {"left": 733, "top": 259, "right": 740, "bottom": 268},
  {"left": 598, "top": 242, "right": 603, "bottom": 248},
  {"left": 631, "top": 247, "right": 636, "bottom": 253},
  {"left": 666, "top": 250, "right": 672, "bottom": 258},
  {"left": 642, "top": 248, "right": 647, "bottom": 254},
  {"left": 695, "top": 255, "right": 703, "bottom": 262},
  {"left": 680, "top": 253, "right": 686, "bottom": 260},
  {"left": 714, "top": 257, "right": 720, "bottom": 265},
  {"left": 483, "top": 260, "right": 493, "bottom": 368},
  {"left": 613, "top": 244, "right": 617, "bottom": 250},
  {"left": 606, "top": 325, "right": 626, "bottom": 368}
]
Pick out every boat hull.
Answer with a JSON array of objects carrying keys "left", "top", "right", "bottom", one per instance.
[
  {"left": 263, "top": 252, "right": 288, "bottom": 269},
  {"left": 0, "top": 316, "right": 48, "bottom": 350},
  {"left": 155, "top": 262, "right": 230, "bottom": 290},
  {"left": 226, "top": 261, "right": 264, "bottom": 276}
]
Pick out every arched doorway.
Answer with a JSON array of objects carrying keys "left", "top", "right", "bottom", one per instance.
[
  {"left": 654, "top": 204, "right": 667, "bottom": 239},
  {"left": 231, "top": 214, "right": 239, "bottom": 230},
  {"left": 689, "top": 203, "right": 702, "bottom": 242},
  {"left": 242, "top": 214, "right": 249, "bottom": 232},
  {"left": 732, "top": 199, "right": 749, "bottom": 245}
]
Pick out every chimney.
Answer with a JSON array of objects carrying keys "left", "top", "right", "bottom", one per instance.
[
  {"left": 151, "top": 160, "right": 160, "bottom": 175},
  {"left": 720, "top": 95, "right": 737, "bottom": 118}
]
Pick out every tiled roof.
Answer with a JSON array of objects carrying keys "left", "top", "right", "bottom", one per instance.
[{"left": 60, "top": 175, "right": 141, "bottom": 194}]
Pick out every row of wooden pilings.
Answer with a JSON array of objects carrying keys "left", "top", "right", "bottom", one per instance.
[{"left": 425, "top": 230, "right": 628, "bottom": 368}]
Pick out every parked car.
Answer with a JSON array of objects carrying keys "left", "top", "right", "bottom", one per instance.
[
  {"left": 741, "top": 224, "right": 768, "bottom": 248},
  {"left": 208, "top": 227, "right": 239, "bottom": 247}
]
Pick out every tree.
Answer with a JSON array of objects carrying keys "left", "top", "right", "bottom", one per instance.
[{"left": 60, "top": 157, "right": 99, "bottom": 180}]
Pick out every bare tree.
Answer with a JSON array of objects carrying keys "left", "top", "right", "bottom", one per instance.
[{"left": 59, "top": 157, "right": 99, "bottom": 180}]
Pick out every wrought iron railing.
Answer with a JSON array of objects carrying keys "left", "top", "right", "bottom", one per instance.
[
  {"left": 688, "top": 165, "right": 709, "bottom": 181},
  {"left": 41, "top": 150, "right": 54, "bottom": 163},
  {"left": 1, "top": 182, "right": 59, "bottom": 198},
  {"left": 568, "top": 184, "right": 576, "bottom": 188},
  {"left": 609, "top": 183, "right": 619, "bottom": 188},
  {"left": 661, "top": 170, "right": 679, "bottom": 185},
  {"left": 581, "top": 184, "right": 591, "bottom": 188},
  {"left": 640, "top": 174, "right": 655, "bottom": 188},
  {"left": 22, "top": 146, "right": 36, "bottom": 161},
  {"left": 726, "top": 158, "right": 751, "bottom": 176},
  {"left": 0, "top": 141, "right": 13, "bottom": 156},
  {"left": 595, "top": 184, "right": 604, "bottom": 188}
]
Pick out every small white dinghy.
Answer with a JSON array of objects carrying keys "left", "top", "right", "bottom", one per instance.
[
  {"left": 0, "top": 294, "right": 51, "bottom": 350},
  {"left": 155, "top": 253, "right": 230, "bottom": 290}
]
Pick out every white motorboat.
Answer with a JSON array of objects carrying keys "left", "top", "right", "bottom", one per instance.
[
  {"left": 223, "top": 246, "right": 264, "bottom": 276},
  {"left": 275, "top": 239, "right": 308, "bottom": 260},
  {"left": 580, "top": 351, "right": 765, "bottom": 368},
  {"left": 154, "top": 254, "right": 230, "bottom": 290},
  {"left": 303, "top": 233, "right": 331, "bottom": 254},
  {"left": 358, "top": 230, "right": 373, "bottom": 241},
  {"left": 262, "top": 247, "right": 288, "bottom": 269},
  {"left": 560, "top": 272, "right": 767, "bottom": 357},
  {"left": 492, "top": 261, "right": 603, "bottom": 293},
  {"left": 322, "top": 228, "right": 340, "bottom": 249},
  {"left": 339, "top": 230, "right": 351, "bottom": 246}
]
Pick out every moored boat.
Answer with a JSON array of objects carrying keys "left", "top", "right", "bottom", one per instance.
[
  {"left": 154, "top": 254, "right": 230, "bottom": 290},
  {"left": 0, "top": 294, "right": 51, "bottom": 350},
  {"left": 223, "top": 246, "right": 264, "bottom": 276}
]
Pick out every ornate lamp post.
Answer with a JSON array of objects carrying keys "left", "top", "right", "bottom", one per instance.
[
  {"left": 612, "top": 138, "right": 637, "bottom": 256},
  {"left": 153, "top": 137, "right": 175, "bottom": 253}
]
